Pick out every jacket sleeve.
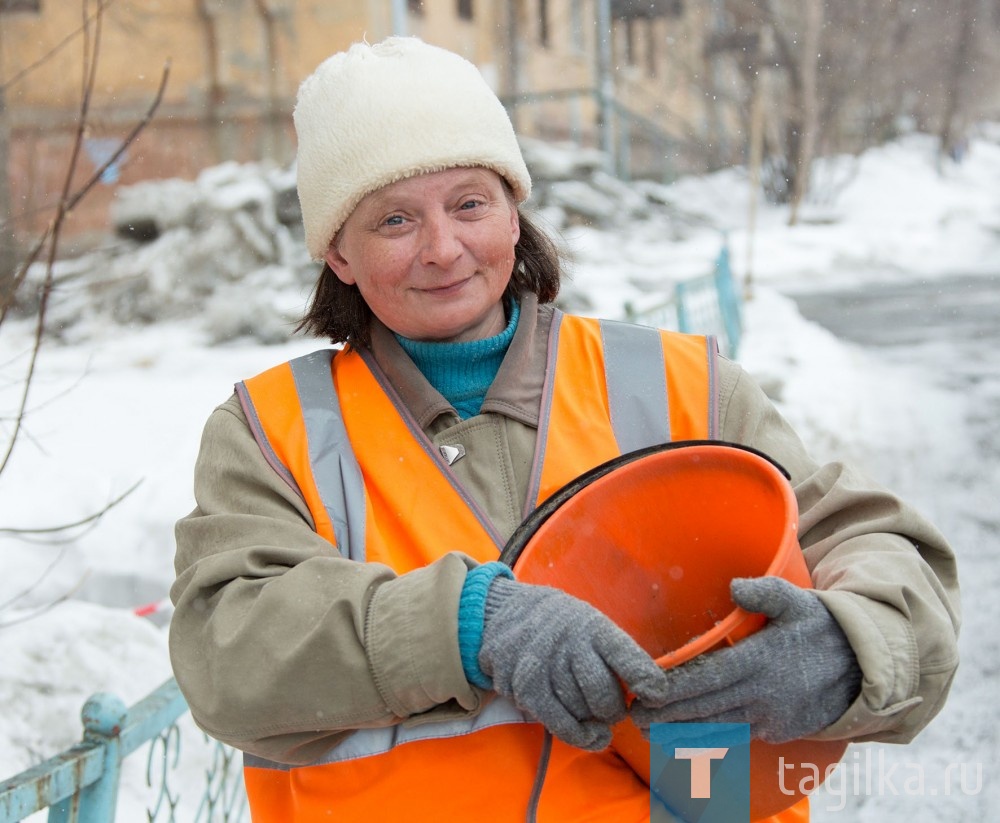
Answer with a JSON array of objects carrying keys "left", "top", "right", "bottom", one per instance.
[
  {"left": 169, "top": 395, "right": 484, "bottom": 766},
  {"left": 717, "top": 358, "right": 960, "bottom": 744}
]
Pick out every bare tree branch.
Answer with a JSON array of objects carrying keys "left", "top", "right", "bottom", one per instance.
[
  {"left": 0, "top": 0, "right": 116, "bottom": 92},
  {"left": 0, "top": 479, "right": 143, "bottom": 536},
  {"left": 0, "top": 48, "right": 170, "bottom": 474},
  {"left": 66, "top": 64, "right": 171, "bottom": 217},
  {"left": 787, "top": 0, "right": 822, "bottom": 225},
  {"left": 0, "top": 545, "right": 72, "bottom": 612},
  {"left": 0, "top": 4, "right": 102, "bottom": 471},
  {"left": 0, "top": 5, "right": 168, "bottom": 631},
  {"left": 0, "top": 60, "right": 170, "bottom": 325},
  {"left": 0, "top": 571, "right": 92, "bottom": 629}
]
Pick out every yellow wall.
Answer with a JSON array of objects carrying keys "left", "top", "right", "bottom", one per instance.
[
  {"left": 0, "top": 0, "right": 709, "bottom": 242},
  {"left": 0, "top": 1, "right": 384, "bottom": 121},
  {"left": 1, "top": 0, "right": 708, "bottom": 156}
]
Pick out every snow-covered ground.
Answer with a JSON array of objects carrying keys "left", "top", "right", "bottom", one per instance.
[{"left": 1, "top": 126, "right": 998, "bottom": 820}]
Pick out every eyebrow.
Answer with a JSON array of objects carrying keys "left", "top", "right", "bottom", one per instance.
[{"left": 365, "top": 172, "right": 498, "bottom": 213}]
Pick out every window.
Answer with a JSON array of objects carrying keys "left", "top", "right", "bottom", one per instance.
[
  {"left": 457, "top": 0, "right": 473, "bottom": 21},
  {"left": 625, "top": 17, "right": 637, "bottom": 65},
  {"left": 0, "top": 0, "right": 41, "bottom": 11},
  {"left": 611, "top": 0, "right": 683, "bottom": 19},
  {"left": 407, "top": 0, "right": 423, "bottom": 15},
  {"left": 646, "top": 18, "right": 657, "bottom": 77},
  {"left": 570, "top": 0, "right": 585, "bottom": 53}
]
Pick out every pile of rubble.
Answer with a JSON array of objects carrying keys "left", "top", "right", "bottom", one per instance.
[{"left": 22, "top": 137, "right": 699, "bottom": 345}]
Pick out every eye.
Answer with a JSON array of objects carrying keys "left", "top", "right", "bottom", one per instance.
[{"left": 382, "top": 214, "right": 405, "bottom": 227}]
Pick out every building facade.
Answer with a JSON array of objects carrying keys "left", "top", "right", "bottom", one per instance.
[{"left": 0, "top": 0, "right": 712, "bottom": 249}]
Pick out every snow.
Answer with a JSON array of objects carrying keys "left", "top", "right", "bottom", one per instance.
[{"left": 2, "top": 126, "right": 998, "bottom": 820}]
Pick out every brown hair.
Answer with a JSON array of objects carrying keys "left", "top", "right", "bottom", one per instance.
[{"left": 297, "top": 207, "right": 563, "bottom": 347}]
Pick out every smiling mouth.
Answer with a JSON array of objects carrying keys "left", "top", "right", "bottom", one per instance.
[{"left": 422, "top": 276, "right": 473, "bottom": 294}]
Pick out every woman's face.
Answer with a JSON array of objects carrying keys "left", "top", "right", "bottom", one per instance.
[{"left": 325, "top": 167, "right": 520, "bottom": 342}]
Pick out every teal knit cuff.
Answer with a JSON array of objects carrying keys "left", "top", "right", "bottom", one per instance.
[{"left": 458, "top": 562, "right": 515, "bottom": 689}]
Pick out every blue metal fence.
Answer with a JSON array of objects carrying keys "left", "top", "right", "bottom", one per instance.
[
  {"left": 624, "top": 240, "right": 742, "bottom": 357},
  {"left": 0, "top": 680, "right": 246, "bottom": 823}
]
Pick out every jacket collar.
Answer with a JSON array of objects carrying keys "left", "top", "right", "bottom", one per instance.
[{"left": 367, "top": 293, "right": 553, "bottom": 431}]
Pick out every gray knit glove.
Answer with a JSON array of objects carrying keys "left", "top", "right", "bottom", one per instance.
[
  {"left": 478, "top": 576, "right": 669, "bottom": 751},
  {"left": 630, "top": 576, "right": 862, "bottom": 743}
]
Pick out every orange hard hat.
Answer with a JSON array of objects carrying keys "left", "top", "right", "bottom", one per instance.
[{"left": 501, "top": 440, "right": 847, "bottom": 819}]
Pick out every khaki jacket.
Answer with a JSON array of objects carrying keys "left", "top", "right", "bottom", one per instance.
[{"left": 170, "top": 295, "right": 960, "bottom": 766}]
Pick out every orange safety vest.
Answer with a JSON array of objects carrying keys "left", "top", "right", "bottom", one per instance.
[{"left": 236, "top": 312, "right": 809, "bottom": 823}]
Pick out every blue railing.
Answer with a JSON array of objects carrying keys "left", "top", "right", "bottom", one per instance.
[
  {"left": 624, "top": 240, "right": 742, "bottom": 357},
  {"left": 0, "top": 679, "right": 247, "bottom": 823}
]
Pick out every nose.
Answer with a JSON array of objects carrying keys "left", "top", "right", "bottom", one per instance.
[{"left": 419, "top": 213, "right": 462, "bottom": 268}]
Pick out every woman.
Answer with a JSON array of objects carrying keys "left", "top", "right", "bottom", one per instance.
[{"left": 169, "top": 37, "right": 959, "bottom": 822}]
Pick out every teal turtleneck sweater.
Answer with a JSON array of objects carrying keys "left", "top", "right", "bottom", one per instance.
[{"left": 394, "top": 301, "right": 520, "bottom": 420}]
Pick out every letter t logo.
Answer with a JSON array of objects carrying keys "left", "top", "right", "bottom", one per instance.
[
  {"left": 648, "top": 723, "right": 750, "bottom": 820},
  {"left": 674, "top": 748, "right": 730, "bottom": 798}
]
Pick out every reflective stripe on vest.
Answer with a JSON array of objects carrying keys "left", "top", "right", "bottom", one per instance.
[
  {"left": 601, "top": 319, "right": 672, "bottom": 451},
  {"left": 235, "top": 313, "right": 774, "bottom": 822},
  {"left": 529, "top": 313, "right": 717, "bottom": 509},
  {"left": 237, "top": 349, "right": 367, "bottom": 561},
  {"left": 245, "top": 696, "right": 527, "bottom": 772}
]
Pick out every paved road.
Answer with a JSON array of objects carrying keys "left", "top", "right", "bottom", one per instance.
[
  {"left": 786, "top": 273, "right": 999, "bottom": 822},
  {"left": 789, "top": 274, "right": 1000, "bottom": 349},
  {"left": 790, "top": 272, "right": 999, "bottom": 379},
  {"left": 791, "top": 273, "right": 1000, "bottom": 459}
]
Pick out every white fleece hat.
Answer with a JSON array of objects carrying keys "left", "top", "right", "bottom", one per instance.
[{"left": 294, "top": 36, "right": 532, "bottom": 260}]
